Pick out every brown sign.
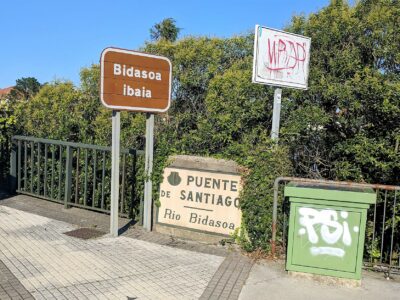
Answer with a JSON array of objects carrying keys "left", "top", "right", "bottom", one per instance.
[{"left": 100, "top": 47, "right": 172, "bottom": 112}]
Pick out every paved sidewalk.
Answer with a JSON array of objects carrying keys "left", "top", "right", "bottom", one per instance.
[
  {"left": 3, "top": 193, "right": 399, "bottom": 299},
  {"left": 0, "top": 194, "right": 254, "bottom": 300},
  {"left": 0, "top": 205, "right": 224, "bottom": 299},
  {"left": 0, "top": 194, "right": 230, "bottom": 257},
  {"left": 200, "top": 253, "right": 252, "bottom": 300},
  {"left": 239, "top": 260, "right": 400, "bottom": 300},
  {"left": 0, "top": 259, "right": 34, "bottom": 300}
]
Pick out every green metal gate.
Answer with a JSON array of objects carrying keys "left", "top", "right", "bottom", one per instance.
[{"left": 9, "top": 135, "right": 145, "bottom": 219}]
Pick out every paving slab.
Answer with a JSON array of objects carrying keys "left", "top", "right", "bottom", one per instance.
[
  {"left": 0, "top": 259, "right": 34, "bottom": 300},
  {"left": 1, "top": 194, "right": 230, "bottom": 257},
  {"left": 0, "top": 205, "right": 224, "bottom": 299},
  {"left": 0, "top": 192, "right": 259, "bottom": 300},
  {"left": 0, "top": 193, "right": 131, "bottom": 233},
  {"left": 239, "top": 259, "right": 400, "bottom": 300},
  {"left": 200, "top": 253, "right": 253, "bottom": 300}
]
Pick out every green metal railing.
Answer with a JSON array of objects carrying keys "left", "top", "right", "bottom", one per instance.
[
  {"left": 9, "top": 136, "right": 145, "bottom": 219},
  {"left": 0, "top": 136, "right": 11, "bottom": 187}
]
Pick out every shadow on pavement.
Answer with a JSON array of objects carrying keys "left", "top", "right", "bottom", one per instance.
[
  {"left": 119, "top": 219, "right": 137, "bottom": 235},
  {"left": 0, "top": 188, "right": 11, "bottom": 200}
]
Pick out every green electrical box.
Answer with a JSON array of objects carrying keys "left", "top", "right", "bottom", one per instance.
[{"left": 285, "top": 183, "right": 376, "bottom": 280}]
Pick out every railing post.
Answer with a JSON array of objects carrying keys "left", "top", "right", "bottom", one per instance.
[
  {"left": 64, "top": 146, "right": 73, "bottom": 208},
  {"left": 271, "top": 177, "right": 282, "bottom": 257},
  {"left": 131, "top": 150, "right": 138, "bottom": 221},
  {"left": 9, "top": 138, "right": 17, "bottom": 193},
  {"left": 17, "top": 140, "right": 21, "bottom": 191}
]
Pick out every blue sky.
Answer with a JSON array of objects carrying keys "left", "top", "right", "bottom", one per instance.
[{"left": 0, "top": 0, "right": 329, "bottom": 88}]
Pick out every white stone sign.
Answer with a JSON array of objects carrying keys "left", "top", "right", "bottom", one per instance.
[
  {"left": 252, "top": 25, "right": 311, "bottom": 90},
  {"left": 157, "top": 167, "right": 242, "bottom": 236}
]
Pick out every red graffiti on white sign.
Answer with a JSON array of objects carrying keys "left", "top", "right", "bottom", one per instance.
[
  {"left": 253, "top": 25, "right": 311, "bottom": 89},
  {"left": 265, "top": 35, "right": 307, "bottom": 74}
]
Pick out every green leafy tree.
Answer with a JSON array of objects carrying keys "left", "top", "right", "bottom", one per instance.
[
  {"left": 281, "top": 0, "right": 400, "bottom": 184},
  {"left": 0, "top": 96, "right": 16, "bottom": 180},
  {"left": 9, "top": 77, "right": 42, "bottom": 101},
  {"left": 78, "top": 64, "right": 102, "bottom": 143},
  {"left": 0, "top": 77, "right": 41, "bottom": 179},
  {"left": 14, "top": 81, "right": 82, "bottom": 141},
  {"left": 0, "top": 101, "right": 15, "bottom": 143},
  {"left": 150, "top": 18, "right": 181, "bottom": 42}
]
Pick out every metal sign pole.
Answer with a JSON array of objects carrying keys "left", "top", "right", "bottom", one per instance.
[
  {"left": 271, "top": 88, "right": 282, "bottom": 140},
  {"left": 143, "top": 113, "right": 154, "bottom": 231},
  {"left": 110, "top": 110, "right": 120, "bottom": 237}
]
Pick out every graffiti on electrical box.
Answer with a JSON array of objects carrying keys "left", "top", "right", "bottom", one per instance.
[{"left": 298, "top": 207, "right": 360, "bottom": 258}]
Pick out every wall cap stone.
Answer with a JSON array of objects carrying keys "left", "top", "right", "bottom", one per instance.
[{"left": 168, "top": 155, "right": 240, "bottom": 174}]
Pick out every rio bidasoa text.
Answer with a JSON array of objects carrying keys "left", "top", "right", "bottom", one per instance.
[
  {"left": 113, "top": 63, "right": 162, "bottom": 98},
  {"left": 164, "top": 208, "right": 236, "bottom": 230}
]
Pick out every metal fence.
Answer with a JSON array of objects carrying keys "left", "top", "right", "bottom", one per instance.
[
  {"left": 9, "top": 136, "right": 145, "bottom": 219},
  {"left": 272, "top": 177, "right": 400, "bottom": 277},
  {"left": 0, "top": 136, "right": 11, "bottom": 187}
]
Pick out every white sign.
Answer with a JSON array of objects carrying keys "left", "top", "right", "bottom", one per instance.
[
  {"left": 157, "top": 167, "right": 242, "bottom": 236},
  {"left": 252, "top": 25, "right": 311, "bottom": 90}
]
